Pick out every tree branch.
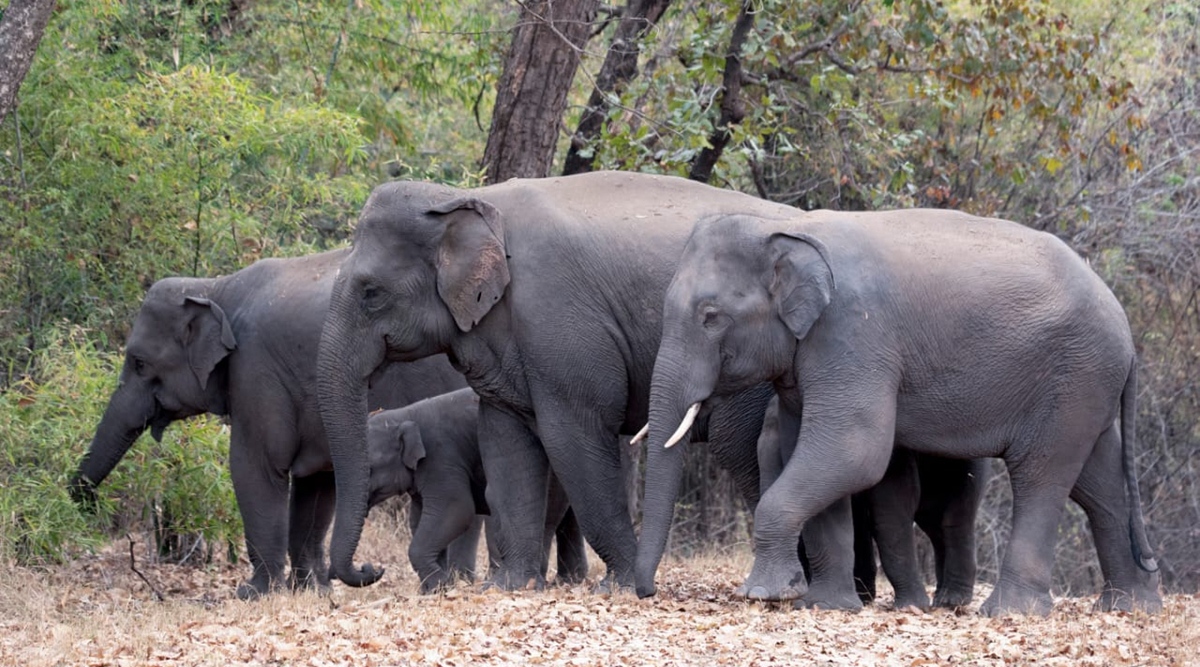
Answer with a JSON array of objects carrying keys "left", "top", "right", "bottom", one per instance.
[
  {"left": 562, "top": 0, "right": 672, "bottom": 175},
  {"left": 689, "top": 1, "right": 755, "bottom": 184}
]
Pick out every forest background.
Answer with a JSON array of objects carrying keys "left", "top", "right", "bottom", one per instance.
[{"left": 0, "top": 0, "right": 1196, "bottom": 599}]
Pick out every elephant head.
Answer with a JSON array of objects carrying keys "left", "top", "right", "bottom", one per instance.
[
  {"left": 318, "top": 181, "right": 509, "bottom": 587},
  {"left": 635, "top": 214, "right": 834, "bottom": 597},
  {"left": 365, "top": 410, "right": 426, "bottom": 509},
  {"left": 70, "top": 278, "right": 236, "bottom": 506}
]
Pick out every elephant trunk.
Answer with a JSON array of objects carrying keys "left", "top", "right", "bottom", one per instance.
[
  {"left": 70, "top": 379, "right": 156, "bottom": 508},
  {"left": 634, "top": 348, "right": 715, "bottom": 598},
  {"left": 317, "top": 294, "right": 385, "bottom": 588}
]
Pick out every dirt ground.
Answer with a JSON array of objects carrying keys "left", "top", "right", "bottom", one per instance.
[{"left": 2, "top": 514, "right": 1196, "bottom": 667}]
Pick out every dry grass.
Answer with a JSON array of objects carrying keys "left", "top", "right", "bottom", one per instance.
[{"left": 2, "top": 512, "right": 1197, "bottom": 667}]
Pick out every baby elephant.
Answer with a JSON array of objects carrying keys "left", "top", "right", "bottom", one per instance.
[{"left": 367, "top": 388, "right": 586, "bottom": 593}]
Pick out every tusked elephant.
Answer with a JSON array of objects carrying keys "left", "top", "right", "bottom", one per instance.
[
  {"left": 758, "top": 395, "right": 988, "bottom": 610},
  {"left": 68, "top": 249, "right": 471, "bottom": 599},
  {"left": 365, "top": 388, "right": 588, "bottom": 592},
  {"left": 636, "top": 211, "right": 1162, "bottom": 616},
  {"left": 316, "top": 171, "right": 799, "bottom": 592}
]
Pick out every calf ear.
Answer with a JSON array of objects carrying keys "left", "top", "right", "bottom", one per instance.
[
  {"left": 182, "top": 297, "right": 237, "bottom": 390},
  {"left": 429, "top": 198, "right": 510, "bottom": 332},
  {"left": 398, "top": 421, "right": 427, "bottom": 470},
  {"left": 767, "top": 232, "right": 835, "bottom": 340}
]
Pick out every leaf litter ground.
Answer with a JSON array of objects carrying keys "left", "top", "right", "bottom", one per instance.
[{"left": 1, "top": 513, "right": 1195, "bottom": 666}]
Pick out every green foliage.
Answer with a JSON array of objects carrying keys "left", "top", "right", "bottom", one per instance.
[
  {"left": 585, "top": 0, "right": 1142, "bottom": 219},
  {"left": 0, "top": 324, "right": 237, "bottom": 565},
  {"left": 0, "top": 0, "right": 502, "bottom": 378}
]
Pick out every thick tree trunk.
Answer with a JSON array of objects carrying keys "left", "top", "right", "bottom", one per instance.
[
  {"left": 561, "top": 0, "right": 672, "bottom": 176},
  {"left": 482, "top": 0, "right": 601, "bottom": 182},
  {"left": 0, "top": 0, "right": 56, "bottom": 126}
]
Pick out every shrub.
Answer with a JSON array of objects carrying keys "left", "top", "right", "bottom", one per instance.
[{"left": 0, "top": 324, "right": 239, "bottom": 565}]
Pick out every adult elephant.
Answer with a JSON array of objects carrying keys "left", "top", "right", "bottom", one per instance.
[
  {"left": 69, "top": 249, "right": 472, "bottom": 599},
  {"left": 758, "top": 395, "right": 988, "bottom": 610},
  {"left": 316, "top": 171, "right": 796, "bottom": 591},
  {"left": 637, "top": 211, "right": 1162, "bottom": 616}
]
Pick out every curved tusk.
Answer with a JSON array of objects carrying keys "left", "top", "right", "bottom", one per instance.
[
  {"left": 630, "top": 423, "right": 649, "bottom": 445},
  {"left": 664, "top": 403, "right": 701, "bottom": 449}
]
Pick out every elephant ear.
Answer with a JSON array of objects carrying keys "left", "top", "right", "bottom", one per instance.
[
  {"left": 397, "top": 421, "right": 427, "bottom": 471},
  {"left": 182, "top": 296, "right": 237, "bottom": 390},
  {"left": 429, "top": 197, "right": 510, "bottom": 333},
  {"left": 768, "top": 232, "right": 835, "bottom": 340}
]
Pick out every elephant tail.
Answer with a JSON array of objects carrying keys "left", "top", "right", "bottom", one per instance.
[{"left": 1122, "top": 357, "right": 1158, "bottom": 573}]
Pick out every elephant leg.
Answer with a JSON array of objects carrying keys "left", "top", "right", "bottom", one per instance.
[
  {"left": 230, "top": 436, "right": 290, "bottom": 600},
  {"left": 408, "top": 495, "right": 478, "bottom": 594},
  {"left": 740, "top": 394, "right": 895, "bottom": 603},
  {"left": 287, "top": 471, "right": 335, "bottom": 593},
  {"left": 478, "top": 402, "right": 550, "bottom": 590},
  {"left": 791, "top": 497, "right": 863, "bottom": 611},
  {"left": 1069, "top": 426, "right": 1162, "bottom": 614},
  {"left": 851, "top": 493, "right": 878, "bottom": 603},
  {"left": 444, "top": 516, "right": 483, "bottom": 583},
  {"left": 409, "top": 496, "right": 454, "bottom": 574},
  {"left": 553, "top": 508, "right": 588, "bottom": 585},
  {"left": 981, "top": 423, "right": 1093, "bottom": 617},
  {"left": 870, "top": 449, "right": 930, "bottom": 610},
  {"left": 916, "top": 456, "right": 985, "bottom": 609},
  {"left": 532, "top": 395, "right": 634, "bottom": 591},
  {"left": 484, "top": 515, "right": 502, "bottom": 578},
  {"left": 706, "top": 384, "right": 774, "bottom": 511},
  {"left": 546, "top": 474, "right": 588, "bottom": 585}
]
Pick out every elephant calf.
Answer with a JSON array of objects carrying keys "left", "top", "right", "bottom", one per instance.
[{"left": 366, "top": 388, "right": 588, "bottom": 593}]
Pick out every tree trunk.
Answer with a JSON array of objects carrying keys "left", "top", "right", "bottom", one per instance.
[
  {"left": 562, "top": 0, "right": 672, "bottom": 176},
  {"left": 482, "top": 0, "right": 601, "bottom": 182},
  {"left": 688, "top": 0, "right": 755, "bottom": 184},
  {"left": 0, "top": 0, "right": 56, "bottom": 126}
]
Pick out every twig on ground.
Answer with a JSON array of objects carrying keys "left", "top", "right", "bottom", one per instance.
[{"left": 128, "top": 534, "right": 166, "bottom": 602}]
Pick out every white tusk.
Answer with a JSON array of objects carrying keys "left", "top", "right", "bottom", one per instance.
[
  {"left": 664, "top": 403, "right": 701, "bottom": 449},
  {"left": 630, "top": 423, "right": 649, "bottom": 445}
]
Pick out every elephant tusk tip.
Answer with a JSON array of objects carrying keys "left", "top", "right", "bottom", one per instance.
[
  {"left": 663, "top": 402, "right": 701, "bottom": 449},
  {"left": 630, "top": 423, "right": 649, "bottom": 445}
]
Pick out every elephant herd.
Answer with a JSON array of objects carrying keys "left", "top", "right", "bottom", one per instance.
[{"left": 69, "top": 171, "right": 1162, "bottom": 617}]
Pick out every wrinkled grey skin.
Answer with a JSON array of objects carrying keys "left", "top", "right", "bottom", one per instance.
[
  {"left": 365, "top": 388, "right": 588, "bottom": 592},
  {"left": 639, "top": 211, "right": 1162, "bottom": 616},
  {"left": 758, "top": 396, "right": 989, "bottom": 610},
  {"left": 317, "top": 171, "right": 795, "bottom": 591},
  {"left": 69, "top": 249, "right": 468, "bottom": 599}
]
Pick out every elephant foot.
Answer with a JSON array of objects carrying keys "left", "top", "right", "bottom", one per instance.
[
  {"left": 236, "top": 581, "right": 269, "bottom": 601},
  {"left": 793, "top": 580, "right": 865, "bottom": 612},
  {"left": 932, "top": 585, "right": 974, "bottom": 610},
  {"left": 289, "top": 567, "right": 332, "bottom": 594},
  {"left": 551, "top": 571, "right": 587, "bottom": 587},
  {"left": 736, "top": 558, "right": 808, "bottom": 601},
  {"left": 591, "top": 572, "right": 634, "bottom": 595},
  {"left": 891, "top": 588, "right": 931, "bottom": 612},
  {"left": 417, "top": 567, "right": 456, "bottom": 595},
  {"left": 483, "top": 567, "right": 546, "bottom": 592},
  {"left": 979, "top": 583, "right": 1053, "bottom": 617},
  {"left": 1094, "top": 583, "right": 1163, "bottom": 614},
  {"left": 446, "top": 565, "right": 477, "bottom": 586}
]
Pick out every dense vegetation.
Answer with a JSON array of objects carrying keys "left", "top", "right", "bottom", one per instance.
[{"left": 0, "top": 0, "right": 1195, "bottom": 595}]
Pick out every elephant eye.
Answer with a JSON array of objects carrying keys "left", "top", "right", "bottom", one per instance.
[
  {"left": 701, "top": 306, "right": 724, "bottom": 329},
  {"left": 361, "top": 285, "right": 384, "bottom": 312},
  {"left": 131, "top": 357, "right": 146, "bottom": 375}
]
